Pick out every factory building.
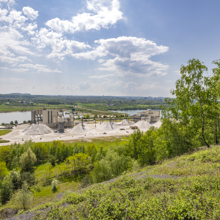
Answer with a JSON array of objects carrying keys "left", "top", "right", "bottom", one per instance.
[
  {"left": 133, "top": 109, "right": 160, "bottom": 123},
  {"left": 31, "top": 109, "right": 74, "bottom": 132}
]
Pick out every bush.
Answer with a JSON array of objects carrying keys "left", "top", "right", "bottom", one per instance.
[
  {"left": 0, "top": 176, "right": 13, "bottom": 204},
  {"left": 19, "top": 148, "right": 37, "bottom": 172},
  {"left": 49, "top": 155, "right": 56, "bottom": 166},
  {"left": 51, "top": 179, "right": 58, "bottom": 193},
  {"left": 14, "top": 181, "right": 33, "bottom": 209}
]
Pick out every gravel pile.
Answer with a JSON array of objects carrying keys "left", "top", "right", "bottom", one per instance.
[
  {"left": 22, "top": 124, "right": 53, "bottom": 135},
  {"left": 69, "top": 124, "right": 85, "bottom": 134},
  {"left": 96, "top": 122, "right": 113, "bottom": 131},
  {"left": 152, "top": 120, "right": 162, "bottom": 128},
  {"left": 121, "top": 119, "right": 134, "bottom": 126},
  {"left": 133, "top": 120, "right": 151, "bottom": 129}
]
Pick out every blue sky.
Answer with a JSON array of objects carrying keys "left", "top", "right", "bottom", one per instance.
[{"left": 0, "top": 0, "right": 220, "bottom": 96}]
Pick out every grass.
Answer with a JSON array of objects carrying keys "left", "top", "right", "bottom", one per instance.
[
  {"left": 0, "top": 139, "right": 10, "bottom": 143},
  {"left": 26, "top": 137, "right": 129, "bottom": 208},
  {"left": 0, "top": 129, "right": 11, "bottom": 136},
  {"left": 22, "top": 144, "right": 220, "bottom": 219}
]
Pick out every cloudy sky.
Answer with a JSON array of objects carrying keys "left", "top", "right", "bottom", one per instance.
[{"left": 0, "top": 0, "right": 220, "bottom": 96}]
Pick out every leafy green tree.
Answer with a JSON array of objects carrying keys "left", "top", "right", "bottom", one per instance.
[
  {"left": 208, "top": 60, "right": 220, "bottom": 144},
  {"left": 0, "top": 175, "right": 13, "bottom": 204},
  {"left": 167, "top": 59, "right": 211, "bottom": 148},
  {"left": 0, "top": 162, "right": 9, "bottom": 180},
  {"left": 65, "top": 153, "right": 89, "bottom": 172},
  {"left": 9, "top": 170, "right": 22, "bottom": 191},
  {"left": 14, "top": 181, "right": 33, "bottom": 209},
  {"left": 19, "top": 148, "right": 37, "bottom": 172}
]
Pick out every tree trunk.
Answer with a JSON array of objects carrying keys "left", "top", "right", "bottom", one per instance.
[{"left": 202, "top": 119, "right": 210, "bottom": 148}]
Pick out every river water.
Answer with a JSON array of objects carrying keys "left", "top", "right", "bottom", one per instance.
[
  {"left": 0, "top": 111, "right": 31, "bottom": 124},
  {"left": 111, "top": 109, "right": 162, "bottom": 116}
]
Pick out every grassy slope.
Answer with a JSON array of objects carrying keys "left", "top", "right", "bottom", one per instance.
[
  {"left": 22, "top": 145, "right": 220, "bottom": 220},
  {"left": 0, "top": 137, "right": 129, "bottom": 211}
]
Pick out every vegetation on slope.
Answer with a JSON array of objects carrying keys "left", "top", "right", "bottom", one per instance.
[{"left": 17, "top": 144, "right": 220, "bottom": 220}]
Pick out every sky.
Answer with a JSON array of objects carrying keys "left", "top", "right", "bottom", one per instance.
[{"left": 0, "top": 0, "right": 220, "bottom": 97}]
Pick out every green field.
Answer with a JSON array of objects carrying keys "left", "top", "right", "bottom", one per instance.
[{"left": 0, "top": 129, "right": 11, "bottom": 136}]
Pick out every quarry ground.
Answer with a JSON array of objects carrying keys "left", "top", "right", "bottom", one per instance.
[{"left": 0, "top": 123, "right": 146, "bottom": 146}]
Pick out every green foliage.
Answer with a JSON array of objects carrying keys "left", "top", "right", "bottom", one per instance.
[
  {"left": 49, "top": 155, "right": 56, "bottom": 166},
  {"left": 91, "top": 149, "right": 133, "bottom": 183},
  {"left": 32, "top": 174, "right": 220, "bottom": 220},
  {"left": 9, "top": 170, "right": 22, "bottom": 191},
  {"left": 65, "top": 153, "right": 90, "bottom": 172},
  {"left": 0, "top": 175, "right": 13, "bottom": 204},
  {"left": 20, "top": 147, "right": 37, "bottom": 172},
  {"left": 14, "top": 181, "right": 33, "bottom": 209},
  {"left": 0, "top": 161, "right": 9, "bottom": 179},
  {"left": 51, "top": 178, "right": 58, "bottom": 193},
  {"left": 0, "top": 129, "right": 11, "bottom": 136}
]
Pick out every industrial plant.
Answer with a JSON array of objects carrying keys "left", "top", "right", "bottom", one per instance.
[{"left": 31, "top": 109, "right": 75, "bottom": 132}]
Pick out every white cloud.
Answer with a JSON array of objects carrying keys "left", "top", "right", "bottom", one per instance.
[
  {"left": 18, "top": 63, "right": 62, "bottom": 73},
  {"left": 22, "top": 6, "right": 38, "bottom": 20},
  {"left": 33, "top": 28, "right": 91, "bottom": 60},
  {"left": 45, "top": 0, "right": 123, "bottom": 33},
  {"left": 89, "top": 73, "right": 114, "bottom": 79},
  {"left": 21, "top": 22, "right": 37, "bottom": 35},
  {"left": 0, "top": 28, "right": 33, "bottom": 64},
  {"left": 73, "top": 36, "right": 169, "bottom": 77}
]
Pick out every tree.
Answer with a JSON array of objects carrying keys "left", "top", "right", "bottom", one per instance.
[
  {"left": 51, "top": 178, "right": 58, "bottom": 193},
  {"left": 0, "top": 162, "right": 9, "bottom": 180},
  {"left": 209, "top": 60, "right": 220, "bottom": 144},
  {"left": 168, "top": 59, "right": 211, "bottom": 148},
  {"left": 19, "top": 148, "right": 37, "bottom": 172},
  {"left": 0, "top": 175, "right": 13, "bottom": 204},
  {"left": 65, "top": 153, "right": 89, "bottom": 173},
  {"left": 14, "top": 181, "right": 33, "bottom": 209}
]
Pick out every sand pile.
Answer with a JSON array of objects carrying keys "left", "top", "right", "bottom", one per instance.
[
  {"left": 121, "top": 119, "right": 134, "bottom": 126},
  {"left": 133, "top": 120, "right": 151, "bottom": 129},
  {"left": 70, "top": 124, "right": 86, "bottom": 134},
  {"left": 22, "top": 124, "right": 53, "bottom": 135},
  {"left": 152, "top": 120, "right": 162, "bottom": 128},
  {"left": 96, "top": 122, "right": 113, "bottom": 131}
]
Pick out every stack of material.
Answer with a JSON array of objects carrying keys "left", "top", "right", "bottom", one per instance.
[
  {"left": 96, "top": 122, "right": 113, "bottom": 131},
  {"left": 70, "top": 124, "right": 86, "bottom": 134},
  {"left": 133, "top": 120, "right": 151, "bottom": 130},
  {"left": 152, "top": 120, "right": 162, "bottom": 128},
  {"left": 121, "top": 119, "right": 134, "bottom": 126},
  {"left": 22, "top": 124, "right": 53, "bottom": 135}
]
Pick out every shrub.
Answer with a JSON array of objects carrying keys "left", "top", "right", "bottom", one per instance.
[
  {"left": 14, "top": 181, "right": 33, "bottom": 209},
  {"left": 51, "top": 178, "right": 58, "bottom": 193},
  {"left": 19, "top": 148, "right": 37, "bottom": 172}
]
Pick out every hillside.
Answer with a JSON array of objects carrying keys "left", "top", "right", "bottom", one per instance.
[{"left": 6, "top": 145, "right": 220, "bottom": 220}]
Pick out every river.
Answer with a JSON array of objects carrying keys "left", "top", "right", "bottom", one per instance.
[{"left": 111, "top": 109, "right": 162, "bottom": 116}]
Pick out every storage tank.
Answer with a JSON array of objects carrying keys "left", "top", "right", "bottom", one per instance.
[{"left": 69, "top": 113, "right": 74, "bottom": 123}]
